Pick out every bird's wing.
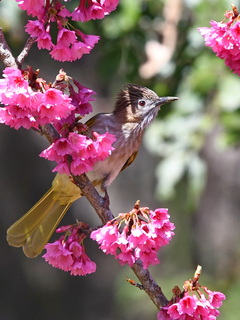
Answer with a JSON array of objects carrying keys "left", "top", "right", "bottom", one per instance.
[
  {"left": 85, "top": 113, "right": 104, "bottom": 128},
  {"left": 121, "top": 151, "right": 138, "bottom": 172}
]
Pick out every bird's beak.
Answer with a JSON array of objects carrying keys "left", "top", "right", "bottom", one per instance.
[{"left": 155, "top": 96, "right": 179, "bottom": 107}]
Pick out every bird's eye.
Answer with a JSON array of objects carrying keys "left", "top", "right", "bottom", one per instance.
[{"left": 138, "top": 99, "right": 146, "bottom": 107}]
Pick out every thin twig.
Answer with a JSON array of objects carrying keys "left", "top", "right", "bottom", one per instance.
[
  {"left": 126, "top": 277, "right": 145, "bottom": 290},
  {"left": 0, "top": 28, "right": 17, "bottom": 68},
  {"left": 131, "top": 260, "right": 169, "bottom": 308},
  {"left": 16, "top": 36, "right": 36, "bottom": 66}
]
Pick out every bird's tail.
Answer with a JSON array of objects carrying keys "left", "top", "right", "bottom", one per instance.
[{"left": 7, "top": 187, "right": 72, "bottom": 258}]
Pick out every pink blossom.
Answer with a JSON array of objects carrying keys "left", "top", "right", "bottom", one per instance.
[
  {"left": 204, "top": 289, "right": 226, "bottom": 308},
  {"left": 0, "top": 67, "right": 97, "bottom": 131},
  {"left": 79, "top": 32, "right": 100, "bottom": 48},
  {"left": 57, "top": 28, "right": 76, "bottom": 46},
  {"left": 167, "top": 303, "right": 182, "bottom": 319},
  {"left": 16, "top": 0, "right": 45, "bottom": 19},
  {"left": 92, "top": 131, "right": 116, "bottom": 160},
  {"left": 50, "top": 32, "right": 100, "bottom": 62},
  {"left": 180, "top": 295, "right": 197, "bottom": 315},
  {"left": 0, "top": 68, "right": 38, "bottom": 129},
  {"left": 72, "top": 1, "right": 104, "bottom": 22},
  {"left": 69, "top": 158, "right": 94, "bottom": 176},
  {"left": 72, "top": 0, "right": 119, "bottom": 22},
  {"left": 25, "top": 20, "right": 46, "bottom": 38},
  {"left": 43, "top": 224, "right": 96, "bottom": 276},
  {"left": 0, "top": 107, "right": 37, "bottom": 129},
  {"left": 70, "top": 41, "right": 91, "bottom": 60},
  {"left": 50, "top": 44, "right": 72, "bottom": 61},
  {"left": 43, "top": 88, "right": 67, "bottom": 105},
  {"left": 135, "top": 249, "right": 160, "bottom": 269},
  {"left": 103, "top": 0, "right": 119, "bottom": 12},
  {"left": 19, "top": 0, "right": 105, "bottom": 62},
  {"left": 117, "top": 251, "right": 135, "bottom": 267},
  {"left": 40, "top": 131, "right": 116, "bottom": 176},
  {"left": 1, "top": 67, "right": 28, "bottom": 90},
  {"left": 157, "top": 308, "right": 172, "bottom": 320},
  {"left": 67, "top": 79, "right": 96, "bottom": 116},
  {"left": 57, "top": 6, "right": 71, "bottom": 18},
  {"left": 91, "top": 204, "right": 175, "bottom": 268},
  {"left": 91, "top": 222, "right": 119, "bottom": 255},
  {"left": 49, "top": 33, "right": 99, "bottom": 62},
  {"left": 43, "top": 237, "right": 74, "bottom": 271},
  {"left": 89, "top": 3, "right": 106, "bottom": 20},
  {"left": 0, "top": 67, "right": 78, "bottom": 129},
  {"left": 70, "top": 248, "right": 97, "bottom": 276},
  {"left": 157, "top": 289, "right": 226, "bottom": 320},
  {"left": 37, "top": 32, "right": 53, "bottom": 50},
  {"left": 199, "top": 16, "right": 240, "bottom": 75}
]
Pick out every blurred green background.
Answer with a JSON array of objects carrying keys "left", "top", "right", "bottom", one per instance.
[{"left": 0, "top": 0, "right": 240, "bottom": 319}]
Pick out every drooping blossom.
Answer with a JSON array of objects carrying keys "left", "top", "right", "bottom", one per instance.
[
  {"left": 40, "top": 131, "right": 116, "bottom": 175},
  {"left": 91, "top": 201, "right": 175, "bottom": 269},
  {"left": 157, "top": 266, "right": 226, "bottom": 320},
  {"left": 72, "top": 0, "right": 119, "bottom": 22},
  {"left": 158, "top": 291, "right": 225, "bottom": 320},
  {"left": 16, "top": 0, "right": 45, "bottom": 19},
  {"left": 43, "top": 223, "right": 96, "bottom": 276},
  {"left": 16, "top": 0, "right": 119, "bottom": 61},
  {"left": 198, "top": 5, "right": 240, "bottom": 75},
  {"left": 66, "top": 78, "right": 95, "bottom": 116}
]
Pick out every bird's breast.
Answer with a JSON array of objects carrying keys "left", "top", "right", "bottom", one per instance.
[{"left": 87, "top": 116, "right": 143, "bottom": 189}]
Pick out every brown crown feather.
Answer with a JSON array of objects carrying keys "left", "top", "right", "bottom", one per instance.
[{"left": 113, "top": 84, "right": 159, "bottom": 114}]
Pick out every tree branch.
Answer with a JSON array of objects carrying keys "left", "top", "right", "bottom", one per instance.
[
  {"left": 72, "top": 174, "right": 114, "bottom": 224},
  {"left": 131, "top": 260, "right": 169, "bottom": 308},
  {"left": 39, "top": 124, "right": 61, "bottom": 143},
  {"left": 0, "top": 28, "right": 17, "bottom": 68},
  {"left": 0, "top": 30, "right": 35, "bottom": 69}
]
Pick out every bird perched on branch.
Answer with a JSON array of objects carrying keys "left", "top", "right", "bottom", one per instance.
[{"left": 7, "top": 84, "right": 178, "bottom": 258}]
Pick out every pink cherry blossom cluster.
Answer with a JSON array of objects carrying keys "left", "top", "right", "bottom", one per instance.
[
  {"left": 16, "top": 0, "right": 119, "bottom": 61},
  {"left": 43, "top": 224, "right": 96, "bottom": 276},
  {"left": 157, "top": 289, "right": 226, "bottom": 320},
  {"left": 40, "top": 131, "right": 116, "bottom": 175},
  {"left": 198, "top": 6, "right": 240, "bottom": 75},
  {"left": 91, "top": 203, "right": 175, "bottom": 269},
  {"left": 0, "top": 67, "right": 95, "bottom": 129},
  {"left": 0, "top": 67, "right": 74, "bottom": 129}
]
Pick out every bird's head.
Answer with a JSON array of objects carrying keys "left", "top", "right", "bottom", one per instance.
[{"left": 113, "top": 84, "right": 178, "bottom": 127}]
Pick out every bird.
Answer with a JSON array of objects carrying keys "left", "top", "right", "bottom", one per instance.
[{"left": 7, "top": 84, "right": 178, "bottom": 258}]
